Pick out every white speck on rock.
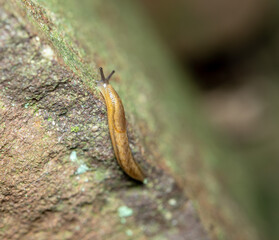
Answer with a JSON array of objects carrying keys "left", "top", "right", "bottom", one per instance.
[
  {"left": 75, "top": 164, "right": 89, "bottom": 175},
  {"left": 168, "top": 198, "right": 177, "bottom": 206},
  {"left": 70, "top": 151, "right": 77, "bottom": 162},
  {"left": 92, "top": 126, "right": 99, "bottom": 132},
  {"left": 41, "top": 45, "right": 54, "bottom": 60}
]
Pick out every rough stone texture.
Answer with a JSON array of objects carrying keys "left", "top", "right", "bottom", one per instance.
[{"left": 0, "top": 8, "right": 209, "bottom": 240}]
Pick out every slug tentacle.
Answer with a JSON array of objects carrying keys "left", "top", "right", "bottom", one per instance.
[
  {"left": 97, "top": 67, "right": 145, "bottom": 182},
  {"left": 99, "top": 67, "right": 115, "bottom": 84}
]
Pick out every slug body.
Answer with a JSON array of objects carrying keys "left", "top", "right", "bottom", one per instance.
[{"left": 97, "top": 67, "right": 145, "bottom": 182}]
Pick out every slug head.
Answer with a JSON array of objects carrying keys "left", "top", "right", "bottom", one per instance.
[
  {"left": 97, "top": 67, "right": 115, "bottom": 101},
  {"left": 99, "top": 67, "right": 115, "bottom": 84}
]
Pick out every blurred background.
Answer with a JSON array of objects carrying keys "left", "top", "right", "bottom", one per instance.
[{"left": 139, "top": 0, "right": 279, "bottom": 239}]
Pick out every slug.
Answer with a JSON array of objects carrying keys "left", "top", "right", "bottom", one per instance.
[{"left": 97, "top": 67, "right": 145, "bottom": 182}]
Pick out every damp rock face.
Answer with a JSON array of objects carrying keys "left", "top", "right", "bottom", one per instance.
[{"left": 0, "top": 7, "right": 209, "bottom": 240}]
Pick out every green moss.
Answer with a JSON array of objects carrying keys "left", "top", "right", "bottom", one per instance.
[
  {"left": 42, "top": 134, "right": 49, "bottom": 140},
  {"left": 32, "top": 107, "right": 39, "bottom": 114},
  {"left": 0, "top": 101, "right": 6, "bottom": 110},
  {"left": 70, "top": 126, "right": 80, "bottom": 132},
  {"left": 94, "top": 168, "right": 107, "bottom": 182}
]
